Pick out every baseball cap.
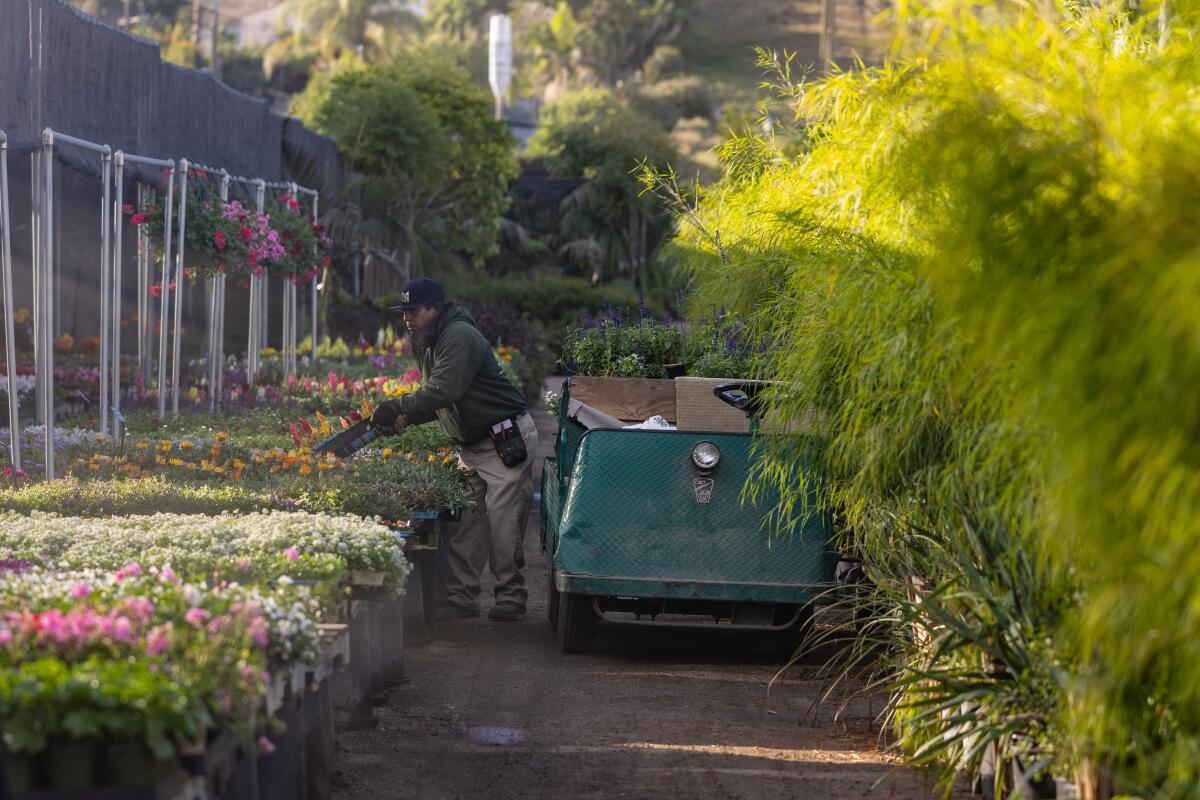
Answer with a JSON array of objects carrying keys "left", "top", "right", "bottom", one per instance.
[{"left": 388, "top": 278, "right": 445, "bottom": 310}]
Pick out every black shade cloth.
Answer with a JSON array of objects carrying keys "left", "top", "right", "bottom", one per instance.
[{"left": 0, "top": 0, "right": 341, "bottom": 366}]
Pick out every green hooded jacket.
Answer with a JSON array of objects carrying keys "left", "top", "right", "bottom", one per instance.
[{"left": 397, "top": 304, "right": 527, "bottom": 445}]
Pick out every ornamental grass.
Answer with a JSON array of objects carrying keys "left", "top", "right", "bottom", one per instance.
[{"left": 660, "top": 0, "right": 1200, "bottom": 793}]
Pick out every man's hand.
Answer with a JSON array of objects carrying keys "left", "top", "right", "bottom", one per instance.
[{"left": 370, "top": 399, "right": 405, "bottom": 433}]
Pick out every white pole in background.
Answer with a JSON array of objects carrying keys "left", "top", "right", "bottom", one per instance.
[
  {"left": 488, "top": 14, "right": 513, "bottom": 121},
  {"left": 0, "top": 132, "right": 19, "bottom": 469}
]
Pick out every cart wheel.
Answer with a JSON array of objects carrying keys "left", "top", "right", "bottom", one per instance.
[
  {"left": 547, "top": 567, "right": 560, "bottom": 631},
  {"left": 557, "top": 592, "right": 596, "bottom": 654},
  {"left": 773, "top": 603, "right": 815, "bottom": 660}
]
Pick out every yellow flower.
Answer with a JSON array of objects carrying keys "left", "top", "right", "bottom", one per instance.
[
  {"left": 135, "top": 442, "right": 149, "bottom": 450},
  {"left": 427, "top": 454, "right": 436, "bottom": 463},
  {"left": 168, "top": 458, "right": 184, "bottom": 467},
  {"left": 180, "top": 441, "right": 194, "bottom": 449},
  {"left": 299, "top": 464, "right": 312, "bottom": 476},
  {"left": 382, "top": 448, "right": 393, "bottom": 458},
  {"left": 442, "top": 455, "right": 454, "bottom": 465}
]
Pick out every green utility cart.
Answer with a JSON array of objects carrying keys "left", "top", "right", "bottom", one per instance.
[{"left": 541, "top": 377, "right": 837, "bottom": 654}]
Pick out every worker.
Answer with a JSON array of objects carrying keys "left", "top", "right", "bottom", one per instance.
[{"left": 370, "top": 278, "right": 537, "bottom": 622}]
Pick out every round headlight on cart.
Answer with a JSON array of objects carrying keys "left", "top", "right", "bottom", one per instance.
[{"left": 691, "top": 441, "right": 721, "bottom": 470}]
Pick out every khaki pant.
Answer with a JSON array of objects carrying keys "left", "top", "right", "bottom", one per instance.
[{"left": 445, "top": 412, "right": 538, "bottom": 610}]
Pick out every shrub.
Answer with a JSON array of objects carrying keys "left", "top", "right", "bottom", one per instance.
[
  {"left": 663, "top": 0, "right": 1200, "bottom": 792},
  {"left": 630, "top": 75, "right": 714, "bottom": 129},
  {"left": 642, "top": 44, "right": 684, "bottom": 83}
]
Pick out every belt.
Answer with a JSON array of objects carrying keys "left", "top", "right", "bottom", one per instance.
[{"left": 464, "top": 412, "right": 529, "bottom": 447}]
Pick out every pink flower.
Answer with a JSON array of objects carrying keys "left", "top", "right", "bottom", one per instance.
[
  {"left": 258, "top": 736, "right": 276, "bottom": 755},
  {"left": 145, "top": 624, "right": 172, "bottom": 655},
  {"left": 238, "top": 558, "right": 251, "bottom": 571},
  {"left": 70, "top": 583, "right": 91, "bottom": 599},
  {"left": 184, "top": 608, "right": 211, "bottom": 627},
  {"left": 122, "top": 562, "right": 143, "bottom": 578},
  {"left": 159, "top": 566, "right": 178, "bottom": 583},
  {"left": 110, "top": 616, "right": 134, "bottom": 643},
  {"left": 0, "top": 628, "right": 12, "bottom": 645},
  {"left": 123, "top": 597, "right": 155, "bottom": 621},
  {"left": 284, "top": 547, "right": 300, "bottom": 562},
  {"left": 241, "top": 664, "right": 258, "bottom": 680}
]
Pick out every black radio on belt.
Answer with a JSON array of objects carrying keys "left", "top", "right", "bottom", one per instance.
[{"left": 489, "top": 417, "right": 528, "bottom": 467}]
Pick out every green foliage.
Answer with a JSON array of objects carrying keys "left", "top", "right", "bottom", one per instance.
[
  {"left": 642, "top": 44, "right": 684, "bottom": 83},
  {"left": 524, "top": 87, "right": 677, "bottom": 289},
  {"left": 666, "top": 0, "right": 1200, "bottom": 792},
  {"left": 629, "top": 75, "right": 714, "bottom": 128},
  {"left": 0, "top": 657, "right": 209, "bottom": 757},
  {"left": 292, "top": 53, "right": 517, "bottom": 275},
  {"left": 279, "top": 0, "right": 418, "bottom": 62},
  {"left": 561, "top": 308, "right": 683, "bottom": 378},
  {"left": 568, "top": 0, "right": 688, "bottom": 85}
]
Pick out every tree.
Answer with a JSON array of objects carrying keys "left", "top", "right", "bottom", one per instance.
[
  {"left": 291, "top": 53, "right": 517, "bottom": 281},
  {"left": 281, "top": 0, "right": 419, "bottom": 62},
  {"left": 567, "top": 0, "right": 689, "bottom": 85},
  {"left": 524, "top": 86, "right": 677, "bottom": 288}
]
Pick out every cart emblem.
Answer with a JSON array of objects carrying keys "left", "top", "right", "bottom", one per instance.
[{"left": 693, "top": 478, "right": 715, "bottom": 504}]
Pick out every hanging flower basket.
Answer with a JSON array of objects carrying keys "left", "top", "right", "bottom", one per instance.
[{"left": 265, "top": 194, "right": 332, "bottom": 287}]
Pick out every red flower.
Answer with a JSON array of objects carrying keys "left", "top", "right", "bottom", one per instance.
[
  {"left": 214, "top": 230, "right": 226, "bottom": 250},
  {"left": 240, "top": 227, "right": 252, "bottom": 244},
  {"left": 313, "top": 224, "right": 325, "bottom": 235},
  {"left": 129, "top": 213, "right": 146, "bottom": 226},
  {"left": 122, "top": 203, "right": 134, "bottom": 215}
]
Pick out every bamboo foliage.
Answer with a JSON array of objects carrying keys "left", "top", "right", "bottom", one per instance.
[{"left": 663, "top": 0, "right": 1200, "bottom": 793}]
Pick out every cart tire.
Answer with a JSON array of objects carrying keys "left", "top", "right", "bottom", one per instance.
[
  {"left": 557, "top": 592, "right": 596, "bottom": 654},
  {"left": 547, "top": 567, "right": 560, "bottom": 631},
  {"left": 773, "top": 603, "right": 815, "bottom": 660}
]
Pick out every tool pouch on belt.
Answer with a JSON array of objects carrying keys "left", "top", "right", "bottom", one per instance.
[{"left": 489, "top": 417, "right": 528, "bottom": 467}]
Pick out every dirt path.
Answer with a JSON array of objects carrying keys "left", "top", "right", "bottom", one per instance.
[{"left": 333, "top": 400, "right": 944, "bottom": 800}]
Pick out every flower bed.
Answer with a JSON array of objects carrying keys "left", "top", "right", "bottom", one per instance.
[{"left": 0, "top": 559, "right": 323, "bottom": 782}]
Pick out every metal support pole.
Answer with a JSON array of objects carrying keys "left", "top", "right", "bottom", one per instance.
[
  {"left": 0, "top": 132, "right": 19, "bottom": 469},
  {"left": 311, "top": 192, "right": 319, "bottom": 361},
  {"left": 117, "top": 154, "right": 175, "bottom": 428},
  {"left": 156, "top": 167, "right": 176, "bottom": 419},
  {"left": 111, "top": 154, "right": 125, "bottom": 438},
  {"left": 136, "top": 184, "right": 149, "bottom": 384},
  {"left": 99, "top": 153, "right": 112, "bottom": 436},
  {"left": 37, "top": 130, "right": 56, "bottom": 478},
  {"left": 171, "top": 160, "right": 190, "bottom": 415},
  {"left": 208, "top": 171, "right": 230, "bottom": 412},
  {"left": 246, "top": 179, "right": 266, "bottom": 386}
]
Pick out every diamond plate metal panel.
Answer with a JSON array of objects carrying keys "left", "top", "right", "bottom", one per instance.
[{"left": 555, "top": 429, "right": 836, "bottom": 603}]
